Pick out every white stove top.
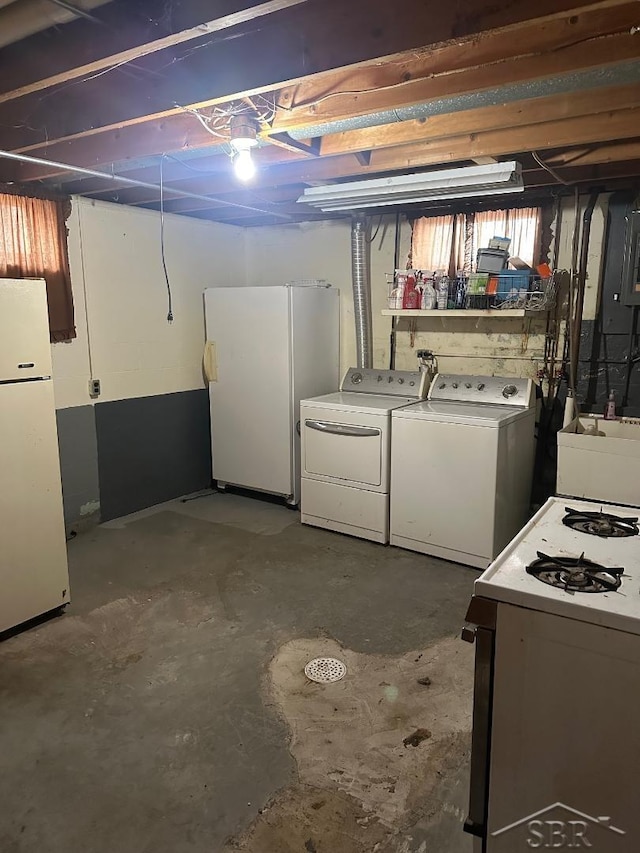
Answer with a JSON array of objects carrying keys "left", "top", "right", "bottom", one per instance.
[{"left": 475, "top": 496, "right": 640, "bottom": 635}]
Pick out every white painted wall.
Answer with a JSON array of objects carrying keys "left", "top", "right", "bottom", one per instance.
[
  {"left": 52, "top": 197, "right": 245, "bottom": 409},
  {"left": 245, "top": 199, "right": 609, "bottom": 381},
  {"left": 51, "top": 195, "right": 609, "bottom": 411},
  {"left": 244, "top": 217, "right": 409, "bottom": 374}
]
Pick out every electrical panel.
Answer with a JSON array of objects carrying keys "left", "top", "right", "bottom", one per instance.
[{"left": 622, "top": 208, "right": 640, "bottom": 306}]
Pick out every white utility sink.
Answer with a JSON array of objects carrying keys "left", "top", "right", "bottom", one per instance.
[{"left": 557, "top": 415, "right": 640, "bottom": 507}]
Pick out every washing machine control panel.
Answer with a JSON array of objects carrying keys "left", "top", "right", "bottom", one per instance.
[
  {"left": 342, "top": 368, "right": 429, "bottom": 398},
  {"left": 428, "top": 374, "right": 535, "bottom": 408}
]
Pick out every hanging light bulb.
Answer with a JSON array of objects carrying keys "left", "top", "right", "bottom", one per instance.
[
  {"left": 229, "top": 114, "right": 258, "bottom": 183},
  {"left": 233, "top": 148, "right": 256, "bottom": 182}
]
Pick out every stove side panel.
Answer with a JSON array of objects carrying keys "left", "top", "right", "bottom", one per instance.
[{"left": 485, "top": 602, "right": 640, "bottom": 852}]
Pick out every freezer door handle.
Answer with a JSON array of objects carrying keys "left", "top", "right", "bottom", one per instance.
[{"left": 305, "top": 420, "right": 381, "bottom": 438}]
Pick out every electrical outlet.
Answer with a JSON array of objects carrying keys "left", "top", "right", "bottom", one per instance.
[{"left": 89, "top": 378, "right": 101, "bottom": 398}]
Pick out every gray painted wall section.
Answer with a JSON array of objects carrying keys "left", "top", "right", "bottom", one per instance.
[
  {"left": 56, "top": 405, "right": 101, "bottom": 531},
  {"left": 95, "top": 389, "right": 212, "bottom": 522},
  {"left": 57, "top": 390, "right": 212, "bottom": 528}
]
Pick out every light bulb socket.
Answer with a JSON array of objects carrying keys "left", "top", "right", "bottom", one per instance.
[{"left": 230, "top": 115, "right": 258, "bottom": 153}]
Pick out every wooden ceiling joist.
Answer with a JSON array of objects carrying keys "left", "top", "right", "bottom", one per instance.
[
  {"left": 272, "top": 3, "right": 640, "bottom": 133},
  {"left": 317, "top": 84, "right": 640, "bottom": 158},
  {"left": 85, "top": 110, "right": 640, "bottom": 208},
  {"left": 0, "top": 0, "right": 313, "bottom": 107},
  {"left": 1, "top": 0, "right": 638, "bottom": 225},
  {"left": 2, "top": 0, "right": 638, "bottom": 172}
]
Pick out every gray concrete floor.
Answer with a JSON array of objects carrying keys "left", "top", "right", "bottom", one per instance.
[{"left": 0, "top": 493, "right": 478, "bottom": 853}]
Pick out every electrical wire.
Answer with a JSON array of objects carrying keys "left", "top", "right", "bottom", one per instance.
[
  {"left": 159, "top": 154, "right": 174, "bottom": 323},
  {"left": 366, "top": 214, "right": 384, "bottom": 244},
  {"left": 532, "top": 151, "right": 572, "bottom": 187}
]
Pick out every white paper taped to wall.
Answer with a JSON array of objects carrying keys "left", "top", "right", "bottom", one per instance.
[{"left": 203, "top": 340, "right": 217, "bottom": 382}]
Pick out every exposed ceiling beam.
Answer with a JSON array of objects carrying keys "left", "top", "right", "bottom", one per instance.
[
  {"left": 0, "top": 1, "right": 636, "bottom": 157},
  {"left": 546, "top": 140, "right": 640, "bottom": 167},
  {"left": 271, "top": 3, "right": 640, "bottom": 133},
  {"left": 9, "top": 47, "right": 640, "bottom": 184},
  {"left": 80, "top": 109, "right": 640, "bottom": 207},
  {"left": 317, "top": 84, "right": 640, "bottom": 157},
  {"left": 137, "top": 184, "right": 307, "bottom": 215},
  {"left": 0, "top": 148, "right": 293, "bottom": 218},
  {"left": 0, "top": 0, "right": 312, "bottom": 106},
  {"left": 268, "top": 134, "right": 321, "bottom": 156}
]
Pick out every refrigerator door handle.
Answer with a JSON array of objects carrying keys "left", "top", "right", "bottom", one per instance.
[
  {"left": 305, "top": 420, "right": 381, "bottom": 438},
  {"left": 203, "top": 341, "right": 217, "bottom": 382}
]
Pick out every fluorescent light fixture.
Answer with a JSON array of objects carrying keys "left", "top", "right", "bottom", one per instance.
[{"left": 297, "top": 161, "right": 524, "bottom": 211}]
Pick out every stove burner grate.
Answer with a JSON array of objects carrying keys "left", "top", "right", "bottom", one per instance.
[
  {"left": 526, "top": 551, "right": 624, "bottom": 594},
  {"left": 562, "top": 507, "right": 639, "bottom": 538}
]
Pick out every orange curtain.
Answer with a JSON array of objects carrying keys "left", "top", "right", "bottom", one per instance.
[
  {"left": 474, "top": 207, "right": 541, "bottom": 266},
  {"left": 412, "top": 207, "right": 541, "bottom": 274},
  {"left": 0, "top": 192, "right": 75, "bottom": 341},
  {"left": 411, "top": 215, "right": 455, "bottom": 272}
]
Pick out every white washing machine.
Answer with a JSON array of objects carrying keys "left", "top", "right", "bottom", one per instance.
[
  {"left": 390, "top": 374, "right": 536, "bottom": 568},
  {"left": 300, "top": 368, "right": 429, "bottom": 543}
]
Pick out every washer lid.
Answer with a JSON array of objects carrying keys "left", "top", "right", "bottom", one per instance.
[
  {"left": 301, "top": 391, "right": 417, "bottom": 415},
  {"left": 392, "top": 400, "right": 530, "bottom": 427}
]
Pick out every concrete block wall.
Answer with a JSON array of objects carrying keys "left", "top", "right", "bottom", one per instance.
[
  {"left": 52, "top": 197, "right": 245, "bottom": 529},
  {"left": 51, "top": 196, "right": 609, "bottom": 530},
  {"left": 244, "top": 217, "right": 410, "bottom": 373}
]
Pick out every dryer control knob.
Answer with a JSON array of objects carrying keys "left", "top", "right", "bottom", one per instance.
[
  {"left": 352, "top": 372, "right": 363, "bottom": 384},
  {"left": 465, "top": 382, "right": 472, "bottom": 389},
  {"left": 452, "top": 382, "right": 459, "bottom": 389},
  {"left": 477, "top": 383, "right": 485, "bottom": 391},
  {"left": 377, "top": 375, "right": 384, "bottom": 382},
  {"left": 409, "top": 381, "right": 415, "bottom": 386},
  {"left": 438, "top": 382, "right": 446, "bottom": 389},
  {"left": 397, "top": 378, "right": 405, "bottom": 384},
  {"left": 503, "top": 384, "right": 518, "bottom": 398}
]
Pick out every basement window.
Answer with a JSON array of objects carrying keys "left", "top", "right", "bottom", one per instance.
[
  {"left": 0, "top": 191, "right": 75, "bottom": 342},
  {"left": 411, "top": 206, "right": 542, "bottom": 275}
]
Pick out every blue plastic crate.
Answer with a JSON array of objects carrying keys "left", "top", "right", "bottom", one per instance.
[{"left": 496, "top": 270, "right": 530, "bottom": 303}]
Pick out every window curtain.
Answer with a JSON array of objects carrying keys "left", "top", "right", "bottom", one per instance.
[
  {"left": 0, "top": 192, "right": 75, "bottom": 341},
  {"left": 474, "top": 207, "right": 540, "bottom": 266},
  {"left": 412, "top": 213, "right": 465, "bottom": 275},
  {"left": 412, "top": 206, "right": 541, "bottom": 274}
]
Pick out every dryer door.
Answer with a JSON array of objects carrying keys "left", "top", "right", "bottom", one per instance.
[{"left": 301, "top": 406, "right": 387, "bottom": 490}]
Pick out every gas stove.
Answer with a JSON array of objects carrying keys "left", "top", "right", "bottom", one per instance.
[
  {"left": 562, "top": 506, "right": 639, "bottom": 538},
  {"left": 526, "top": 551, "right": 624, "bottom": 593},
  {"left": 474, "top": 496, "right": 640, "bottom": 634}
]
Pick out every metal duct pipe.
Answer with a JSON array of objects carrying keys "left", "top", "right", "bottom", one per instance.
[
  {"left": 351, "top": 215, "right": 373, "bottom": 369},
  {"left": 0, "top": 0, "right": 111, "bottom": 49}
]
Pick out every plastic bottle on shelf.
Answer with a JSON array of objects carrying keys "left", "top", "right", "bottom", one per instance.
[
  {"left": 402, "top": 270, "right": 420, "bottom": 310},
  {"left": 390, "top": 271, "right": 406, "bottom": 310},
  {"left": 604, "top": 390, "right": 617, "bottom": 420},
  {"left": 436, "top": 275, "right": 449, "bottom": 310},
  {"left": 421, "top": 276, "right": 436, "bottom": 310}
]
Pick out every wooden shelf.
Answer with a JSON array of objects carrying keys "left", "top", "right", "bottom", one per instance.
[{"left": 381, "top": 308, "right": 526, "bottom": 317}]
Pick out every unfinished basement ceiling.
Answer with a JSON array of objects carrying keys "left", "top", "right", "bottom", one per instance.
[{"left": 0, "top": 0, "right": 638, "bottom": 226}]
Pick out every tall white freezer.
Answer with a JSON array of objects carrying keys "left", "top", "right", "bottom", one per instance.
[
  {"left": 204, "top": 284, "right": 340, "bottom": 505},
  {"left": 0, "top": 279, "right": 70, "bottom": 634}
]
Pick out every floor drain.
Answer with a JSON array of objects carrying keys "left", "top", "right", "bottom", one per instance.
[{"left": 304, "top": 657, "right": 347, "bottom": 684}]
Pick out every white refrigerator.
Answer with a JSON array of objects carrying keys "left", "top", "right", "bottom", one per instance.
[
  {"left": 0, "top": 278, "right": 70, "bottom": 634},
  {"left": 204, "top": 284, "right": 340, "bottom": 505}
]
